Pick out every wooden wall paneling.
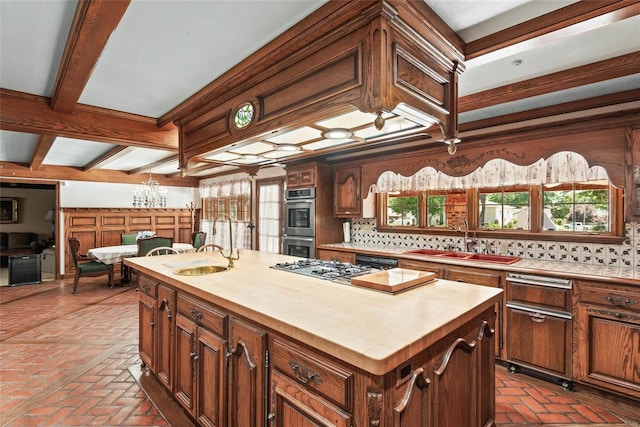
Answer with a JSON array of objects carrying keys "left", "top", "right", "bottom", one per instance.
[
  {"left": 625, "top": 127, "right": 640, "bottom": 221},
  {"left": 63, "top": 208, "right": 193, "bottom": 275}
]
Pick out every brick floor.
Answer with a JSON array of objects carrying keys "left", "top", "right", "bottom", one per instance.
[{"left": 0, "top": 277, "right": 638, "bottom": 426}]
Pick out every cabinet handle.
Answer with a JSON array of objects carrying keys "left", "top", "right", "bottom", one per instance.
[
  {"left": 142, "top": 285, "right": 150, "bottom": 293},
  {"left": 289, "top": 360, "right": 322, "bottom": 386},
  {"left": 588, "top": 307, "right": 640, "bottom": 321},
  {"left": 529, "top": 312, "right": 546, "bottom": 323},
  {"left": 605, "top": 295, "right": 636, "bottom": 307},
  {"left": 190, "top": 308, "right": 203, "bottom": 321},
  {"left": 267, "top": 412, "right": 275, "bottom": 421},
  {"left": 189, "top": 351, "right": 199, "bottom": 361}
]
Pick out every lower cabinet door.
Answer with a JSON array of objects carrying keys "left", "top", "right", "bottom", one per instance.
[
  {"left": 175, "top": 315, "right": 197, "bottom": 417},
  {"left": 197, "top": 327, "right": 228, "bottom": 427},
  {"left": 270, "top": 369, "right": 352, "bottom": 427},
  {"left": 139, "top": 293, "right": 156, "bottom": 372},
  {"left": 506, "top": 305, "right": 571, "bottom": 378}
]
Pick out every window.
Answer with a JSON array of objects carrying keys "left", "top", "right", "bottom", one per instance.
[
  {"left": 377, "top": 180, "right": 623, "bottom": 240},
  {"left": 478, "top": 188, "right": 530, "bottom": 230},
  {"left": 386, "top": 192, "right": 419, "bottom": 227},
  {"left": 543, "top": 181, "right": 610, "bottom": 232}
]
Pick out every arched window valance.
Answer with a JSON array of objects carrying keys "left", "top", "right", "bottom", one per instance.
[{"left": 373, "top": 151, "right": 610, "bottom": 193}]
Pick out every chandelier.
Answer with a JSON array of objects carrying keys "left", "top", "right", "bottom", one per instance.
[{"left": 132, "top": 172, "right": 167, "bottom": 208}]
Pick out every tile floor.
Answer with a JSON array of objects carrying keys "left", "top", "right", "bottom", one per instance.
[{"left": 1, "top": 277, "right": 638, "bottom": 426}]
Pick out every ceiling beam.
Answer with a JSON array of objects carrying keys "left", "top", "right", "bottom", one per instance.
[
  {"left": 128, "top": 155, "right": 180, "bottom": 175},
  {"left": 459, "top": 52, "right": 640, "bottom": 112},
  {"left": 0, "top": 89, "right": 178, "bottom": 150},
  {"left": 30, "top": 135, "right": 57, "bottom": 170},
  {"left": 465, "top": 0, "right": 640, "bottom": 62},
  {"left": 50, "top": 0, "right": 131, "bottom": 113},
  {"left": 83, "top": 146, "right": 133, "bottom": 171},
  {"left": 0, "top": 161, "right": 198, "bottom": 187}
]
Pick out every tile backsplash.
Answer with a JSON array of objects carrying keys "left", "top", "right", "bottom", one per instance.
[{"left": 349, "top": 219, "right": 640, "bottom": 270}]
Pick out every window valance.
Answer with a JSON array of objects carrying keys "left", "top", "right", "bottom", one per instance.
[
  {"left": 199, "top": 179, "right": 250, "bottom": 198},
  {"left": 373, "top": 151, "right": 610, "bottom": 193}
]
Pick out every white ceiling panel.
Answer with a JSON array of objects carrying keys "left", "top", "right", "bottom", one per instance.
[
  {"left": 79, "top": 0, "right": 328, "bottom": 117},
  {"left": 44, "top": 138, "right": 116, "bottom": 167},
  {"left": 105, "top": 147, "right": 176, "bottom": 171},
  {"left": 0, "top": 130, "right": 39, "bottom": 162},
  {"left": 0, "top": 0, "right": 75, "bottom": 95}
]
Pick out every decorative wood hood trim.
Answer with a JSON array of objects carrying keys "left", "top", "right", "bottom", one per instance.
[{"left": 171, "top": 0, "right": 465, "bottom": 171}]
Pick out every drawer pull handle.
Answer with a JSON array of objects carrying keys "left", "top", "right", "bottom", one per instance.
[
  {"left": 289, "top": 360, "right": 322, "bottom": 386},
  {"left": 142, "top": 285, "right": 150, "bottom": 293},
  {"left": 529, "top": 312, "right": 546, "bottom": 323},
  {"left": 190, "top": 308, "right": 203, "bottom": 321},
  {"left": 606, "top": 295, "right": 635, "bottom": 307}
]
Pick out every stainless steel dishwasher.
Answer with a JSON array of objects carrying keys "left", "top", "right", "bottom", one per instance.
[{"left": 505, "top": 273, "right": 573, "bottom": 389}]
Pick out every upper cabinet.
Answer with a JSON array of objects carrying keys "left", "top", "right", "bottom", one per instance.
[
  {"left": 286, "top": 166, "right": 316, "bottom": 188},
  {"left": 334, "top": 166, "right": 361, "bottom": 217}
]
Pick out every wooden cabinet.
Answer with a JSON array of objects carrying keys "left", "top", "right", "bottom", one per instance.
[
  {"left": 625, "top": 128, "right": 640, "bottom": 221},
  {"left": 269, "top": 337, "right": 354, "bottom": 425},
  {"left": 228, "top": 317, "right": 268, "bottom": 427},
  {"left": 316, "top": 248, "right": 355, "bottom": 264},
  {"left": 334, "top": 166, "right": 361, "bottom": 217},
  {"left": 286, "top": 166, "right": 316, "bottom": 188},
  {"left": 138, "top": 275, "right": 158, "bottom": 371},
  {"left": 175, "top": 294, "right": 228, "bottom": 425},
  {"left": 574, "top": 280, "right": 640, "bottom": 399},
  {"left": 156, "top": 284, "right": 176, "bottom": 391},
  {"left": 398, "top": 258, "right": 444, "bottom": 277}
]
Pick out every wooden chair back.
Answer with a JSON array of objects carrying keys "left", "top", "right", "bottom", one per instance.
[
  {"left": 67, "top": 237, "right": 113, "bottom": 294},
  {"left": 197, "top": 244, "right": 224, "bottom": 252},
  {"left": 137, "top": 236, "right": 173, "bottom": 257},
  {"left": 121, "top": 232, "right": 138, "bottom": 245},
  {"left": 191, "top": 231, "right": 207, "bottom": 250},
  {"left": 146, "top": 246, "right": 179, "bottom": 256}
]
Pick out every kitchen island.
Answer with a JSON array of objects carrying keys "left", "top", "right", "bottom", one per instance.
[{"left": 125, "top": 250, "right": 503, "bottom": 427}]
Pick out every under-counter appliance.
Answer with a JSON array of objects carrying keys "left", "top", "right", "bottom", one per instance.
[
  {"left": 505, "top": 273, "right": 573, "bottom": 389},
  {"left": 9, "top": 254, "right": 41, "bottom": 286},
  {"left": 355, "top": 254, "right": 399, "bottom": 269}
]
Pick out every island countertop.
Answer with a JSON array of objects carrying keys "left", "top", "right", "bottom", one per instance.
[{"left": 125, "top": 250, "right": 502, "bottom": 375}]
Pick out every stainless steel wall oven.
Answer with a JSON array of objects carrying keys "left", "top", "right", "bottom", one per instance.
[{"left": 283, "top": 187, "right": 316, "bottom": 257}]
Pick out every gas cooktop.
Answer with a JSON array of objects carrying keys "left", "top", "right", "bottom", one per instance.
[{"left": 271, "top": 259, "right": 380, "bottom": 284}]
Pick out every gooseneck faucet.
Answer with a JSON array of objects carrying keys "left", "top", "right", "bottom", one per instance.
[
  {"left": 455, "top": 217, "right": 469, "bottom": 252},
  {"left": 213, "top": 213, "right": 240, "bottom": 268}
]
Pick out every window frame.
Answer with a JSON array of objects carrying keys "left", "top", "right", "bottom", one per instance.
[{"left": 376, "top": 184, "right": 625, "bottom": 243}]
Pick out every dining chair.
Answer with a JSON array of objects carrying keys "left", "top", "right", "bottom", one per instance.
[
  {"left": 68, "top": 237, "right": 114, "bottom": 294},
  {"left": 121, "top": 232, "right": 138, "bottom": 245},
  {"left": 146, "top": 246, "right": 179, "bottom": 256},
  {"left": 197, "top": 244, "right": 224, "bottom": 252},
  {"left": 137, "top": 236, "right": 174, "bottom": 257},
  {"left": 191, "top": 231, "right": 207, "bottom": 250}
]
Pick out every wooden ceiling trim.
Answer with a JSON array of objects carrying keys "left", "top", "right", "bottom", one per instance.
[
  {"left": 465, "top": 0, "right": 640, "bottom": 61},
  {"left": 460, "top": 89, "right": 640, "bottom": 132},
  {"left": 459, "top": 52, "right": 640, "bottom": 112},
  {"left": 128, "top": 155, "right": 179, "bottom": 175},
  {"left": 0, "top": 88, "right": 178, "bottom": 150},
  {"left": 83, "top": 146, "right": 132, "bottom": 171},
  {"left": 30, "top": 134, "right": 57, "bottom": 170},
  {"left": 50, "top": 0, "right": 131, "bottom": 114},
  {"left": 0, "top": 161, "right": 198, "bottom": 187}
]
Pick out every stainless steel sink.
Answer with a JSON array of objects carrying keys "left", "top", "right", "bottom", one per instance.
[
  {"left": 403, "top": 249, "right": 520, "bottom": 265},
  {"left": 174, "top": 265, "right": 228, "bottom": 276}
]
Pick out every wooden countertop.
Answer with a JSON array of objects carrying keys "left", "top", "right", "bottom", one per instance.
[{"left": 125, "top": 250, "right": 502, "bottom": 375}]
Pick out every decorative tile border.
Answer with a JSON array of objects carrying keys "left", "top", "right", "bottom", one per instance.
[{"left": 350, "top": 219, "right": 639, "bottom": 270}]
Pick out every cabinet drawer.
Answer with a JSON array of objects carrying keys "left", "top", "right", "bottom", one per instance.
[
  {"left": 177, "top": 294, "right": 227, "bottom": 337},
  {"left": 138, "top": 275, "right": 158, "bottom": 298},
  {"left": 447, "top": 268, "right": 502, "bottom": 287},
  {"left": 271, "top": 337, "right": 354, "bottom": 410},
  {"left": 509, "top": 282, "right": 571, "bottom": 312},
  {"left": 579, "top": 284, "right": 640, "bottom": 313}
]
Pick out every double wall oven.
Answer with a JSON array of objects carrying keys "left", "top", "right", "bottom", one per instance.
[{"left": 283, "top": 187, "right": 316, "bottom": 258}]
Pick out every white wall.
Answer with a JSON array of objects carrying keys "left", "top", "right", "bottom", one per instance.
[{"left": 60, "top": 180, "right": 199, "bottom": 208}]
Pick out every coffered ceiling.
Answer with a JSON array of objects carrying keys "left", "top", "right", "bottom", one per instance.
[{"left": 1, "top": 0, "right": 639, "bottom": 185}]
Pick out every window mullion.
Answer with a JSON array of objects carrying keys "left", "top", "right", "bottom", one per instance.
[{"left": 530, "top": 186, "right": 541, "bottom": 233}]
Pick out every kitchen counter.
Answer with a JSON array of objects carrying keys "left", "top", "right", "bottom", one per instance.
[
  {"left": 320, "top": 243, "right": 640, "bottom": 285},
  {"left": 125, "top": 250, "right": 502, "bottom": 375}
]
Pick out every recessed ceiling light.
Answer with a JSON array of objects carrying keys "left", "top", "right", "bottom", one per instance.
[
  {"left": 276, "top": 144, "right": 301, "bottom": 151},
  {"left": 512, "top": 59, "right": 523, "bottom": 67},
  {"left": 322, "top": 128, "right": 353, "bottom": 139}
]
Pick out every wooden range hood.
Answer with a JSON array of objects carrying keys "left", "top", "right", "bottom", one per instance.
[{"left": 166, "top": 0, "right": 465, "bottom": 171}]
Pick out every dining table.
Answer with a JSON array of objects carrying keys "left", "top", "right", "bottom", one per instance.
[{"left": 87, "top": 242, "right": 195, "bottom": 285}]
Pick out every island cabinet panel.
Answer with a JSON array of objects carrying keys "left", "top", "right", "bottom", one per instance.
[
  {"left": 316, "top": 249, "right": 356, "bottom": 264},
  {"left": 573, "top": 280, "right": 640, "bottom": 399},
  {"left": 157, "top": 284, "right": 176, "bottom": 392},
  {"left": 446, "top": 267, "right": 505, "bottom": 360},
  {"left": 139, "top": 292, "right": 156, "bottom": 372},
  {"left": 334, "top": 166, "right": 361, "bottom": 217},
  {"left": 228, "top": 317, "right": 268, "bottom": 427}
]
